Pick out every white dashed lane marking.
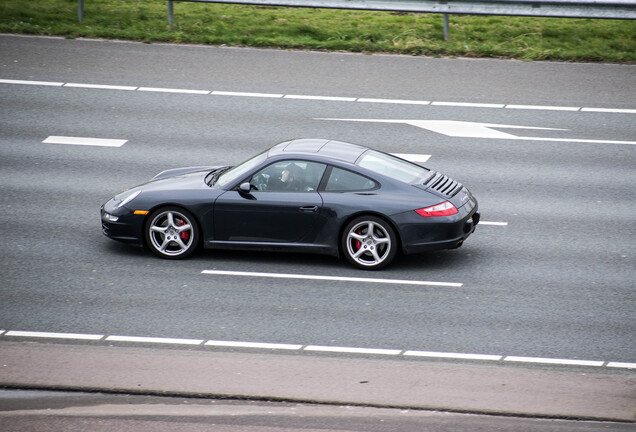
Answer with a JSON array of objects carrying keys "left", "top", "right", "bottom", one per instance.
[
  {"left": 201, "top": 270, "right": 464, "bottom": 288},
  {"left": 205, "top": 341, "right": 303, "bottom": 350},
  {"left": 0, "top": 78, "right": 63, "bottom": 86},
  {"left": 2, "top": 78, "right": 635, "bottom": 114},
  {"left": 65, "top": 82, "right": 137, "bottom": 91},
  {"left": 212, "top": 90, "right": 283, "bottom": 98},
  {"left": 105, "top": 335, "right": 204, "bottom": 345},
  {"left": 404, "top": 351, "right": 502, "bottom": 361},
  {"left": 479, "top": 221, "right": 508, "bottom": 226},
  {"left": 43, "top": 136, "right": 127, "bottom": 147},
  {"left": 305, "top": 346, "right": 402, "bottom": 356},
  {"left": 504, "top": 356, "right": 605, "bottom": 367},
  {"left": 138, "top": 86, "right": 210, "bottom": 95},
  {"left": 5, "top": 330, "right": 103, "bottom": 340},
  {"left": 2, "top": 330, "right": 634, "bottom": 370}
]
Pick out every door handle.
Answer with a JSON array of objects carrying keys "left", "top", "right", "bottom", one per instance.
[{"left": 299, "top": 206, "right": 318, "bottom": 213}]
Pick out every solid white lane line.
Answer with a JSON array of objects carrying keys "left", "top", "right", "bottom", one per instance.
[
  {"left": 205, "top": 340, "right": 302, "bottom": 350},
  {"left": 305, "top": 345, "right": 401, "bottom": 355},
  {"left": 212, "top": 90, "right": 283, "bottom": 98},
  {"left": 64, "top": 83, "right": 137, "bottom": 91},
  {"left": 357, "top": 98, "right": 430, "bottom": 105},
  {"left": 201, "top": 270, "right": 463, "bottom": 288},
  {"left": 504, "top": 356, "right": 604, "bottom": 367},
  {"left": 391, "top": 153, "right": 431, "bottom": 163},
  {"left": 404, "top": 350, "right": 502, "bottom": 361},
  {"left": 0, "top": 78, "right": 64, "bottom": 86},
  {"left": 43, "top": 136, "right": 127, "bottom": 147},
  {"left": 5, "top": 330, "right": 103, "bottom": 340},
  {"left": 284, "top": 94, "right": 357, "bottom": 102},
  {"left": 479, "top": 221, "right": 508, "bottom": 226},
  {"left": 607, "top": 362, "right": 636, "bottom": 369},
  {"left": 137, "top": 87, "right": 210, "bottom": 95},
  {"left": 106, "top": 335, "right": 204, "bottom": 345},
  {"left": 506, "top": 104, "right": 580, "bottom": 111}
]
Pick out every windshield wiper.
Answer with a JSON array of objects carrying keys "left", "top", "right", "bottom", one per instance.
[{"left": 205, "top": 166, "right": 231, "bottom": 186}]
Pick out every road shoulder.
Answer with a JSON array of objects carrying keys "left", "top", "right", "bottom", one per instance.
[{"left": 0, "top": 341, "right": 634, "bottom": 422}]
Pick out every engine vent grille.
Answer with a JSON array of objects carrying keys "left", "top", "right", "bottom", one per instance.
[{"left": 424, "top": 172, "right": 463, "bottom": 197}]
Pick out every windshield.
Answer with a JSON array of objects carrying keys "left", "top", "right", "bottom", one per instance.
[
  {"left": 213, "top": 150, "right": 268, "bottom": 187},
  {"left": 357, "top": 150, "right": 430, "bottom": 184}
]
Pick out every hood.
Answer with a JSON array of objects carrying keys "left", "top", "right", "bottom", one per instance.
[
  {"left": 135, "top": 168, "right": 216, "bottom": 194},
  {"left": 151, "top": 166, "right": 222, "bottom": 181}
]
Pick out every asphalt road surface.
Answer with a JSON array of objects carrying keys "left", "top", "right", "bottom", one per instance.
[
  {"left": 2, "top": 389, "right": 635, "bottom": 432},
  {"left": 0, "top": 34, "right": 635, "bottom": 424}
]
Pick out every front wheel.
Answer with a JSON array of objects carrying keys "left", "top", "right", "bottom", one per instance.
[
  {"left": 342, "top": 216, "right": 397, "bottom": 270},
  {"left": 145, "top": 207, "right": 199, "bottom": 259}
]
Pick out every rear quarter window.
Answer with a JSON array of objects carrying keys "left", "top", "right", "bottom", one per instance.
[{"left": 324, "top": 167, "right": 377, "bottom": 191}]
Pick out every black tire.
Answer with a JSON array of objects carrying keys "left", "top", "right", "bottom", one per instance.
[
  {"left": 341, "top": 215, "right": 397, "bottom": 270},
  {"left": 145, "top": 207, "right": 199, "bottom": 259}
]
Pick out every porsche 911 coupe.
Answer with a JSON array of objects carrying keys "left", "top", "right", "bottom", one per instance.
[{"left": 101, "top": 138, "right": 479, "bottom": 270}]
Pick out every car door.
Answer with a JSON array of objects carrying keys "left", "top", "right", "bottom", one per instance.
[{"left": 213, "top": 160, "right": 326, "bottom": 244}]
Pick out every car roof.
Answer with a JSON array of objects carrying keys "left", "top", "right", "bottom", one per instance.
[{"left": 268, "top": 139, "right": 369, "bottom": 164}]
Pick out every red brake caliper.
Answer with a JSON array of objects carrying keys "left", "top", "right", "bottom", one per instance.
[
  {"left": 355, "top": 230, "right": 362, "bottom": 251},
  {"left": 178, "top": 219, "right": 189, "bottom": 242}
]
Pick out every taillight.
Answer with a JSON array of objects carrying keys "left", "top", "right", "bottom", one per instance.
[{"left": 415, "top": 201, "right": 458, "bottom": 217}]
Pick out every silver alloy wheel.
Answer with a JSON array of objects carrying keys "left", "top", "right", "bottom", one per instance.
[
  {"left": 345, "top": 219, "right": 393, "bottom": 268},
  {"left": 147, "top": 209, "right": 195, "bottom": 258}
]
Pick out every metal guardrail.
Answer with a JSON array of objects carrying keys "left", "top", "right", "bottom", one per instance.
[{"left": 78, "top": 1, "right": 636, "bottom": 39}]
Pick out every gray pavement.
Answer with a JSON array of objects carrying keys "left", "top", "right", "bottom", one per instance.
[{"left": 1, "top": 341, "right": 634, "bottom": 422}]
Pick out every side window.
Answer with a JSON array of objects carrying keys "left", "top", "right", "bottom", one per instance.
[
  {"left": 325, "top": 167, "right": 377, "bottom": 192},
  {"left": 250, "top": 160, "right": 326, "bottom": 192}
]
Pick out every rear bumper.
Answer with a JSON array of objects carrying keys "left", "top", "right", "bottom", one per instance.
[{"left": 395, "top": 206, "right": 480, "bottom": 255}]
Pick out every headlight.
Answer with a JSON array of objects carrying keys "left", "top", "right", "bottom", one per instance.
[
  {"left": 116, "top": 190, "right": 141, "bottom": 208},
  {"left": 102, "top": 212, "right": 119, "bottom": 222}
]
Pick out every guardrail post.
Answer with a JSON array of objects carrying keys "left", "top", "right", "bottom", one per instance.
[
  {"left": 443, "top": 13, "right": 449, "bottom": 40},
  {"left": 169, "top": 0, "right": 174, "bottom": 25},
  {"left": 78, "top": 0, "right": 84, "bottom": 22}
]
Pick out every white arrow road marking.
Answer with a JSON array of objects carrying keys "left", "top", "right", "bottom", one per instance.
[
  {"left": 317, "top": 118, "right": 564, "bottom": 139},
  {"left": 317, "top": 118, "right": 636, "bottom": 145}
]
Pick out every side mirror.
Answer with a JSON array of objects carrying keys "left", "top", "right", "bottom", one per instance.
[
  {"left": 238, "top": 182, "right": 256, "bottom": 199},
  {"left": 239, "top": 182, "right": 251, "bottom": 193}
]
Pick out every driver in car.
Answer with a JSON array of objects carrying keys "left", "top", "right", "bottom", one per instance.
[{"left": 279, "top": 164, "right": 303, "bottom": 191}]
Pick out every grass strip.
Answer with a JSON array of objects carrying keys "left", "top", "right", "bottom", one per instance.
[{"left": 1, "top": 0, "right": 635, "bottom": 62}]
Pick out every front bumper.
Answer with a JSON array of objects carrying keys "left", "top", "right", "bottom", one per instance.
[{"left": 100, "top": 204, "right": 144, "bottom": 246}]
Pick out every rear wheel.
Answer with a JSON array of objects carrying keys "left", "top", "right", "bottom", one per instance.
[
  {"left": 342, "top": 216, "right": 397, "bottom": 270},
  {"left": 145, "top": 207, "right": 199, "bottom": 259}
]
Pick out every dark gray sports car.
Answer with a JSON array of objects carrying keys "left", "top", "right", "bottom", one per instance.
[{"left": 101, "top": 139, "right": 479, "bottom": 270}]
